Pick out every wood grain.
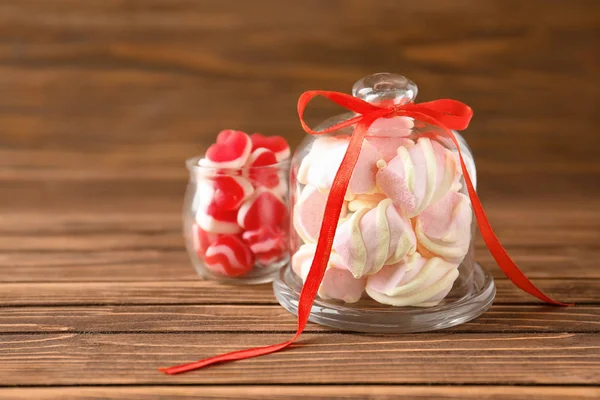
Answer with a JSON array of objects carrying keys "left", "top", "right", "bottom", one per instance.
[
  {"left": 0, "top": 333, "right": 598, "bottom": 385},
  {"left": 0, "top": 0, "right": 598, "bottom": 396},
  {"left": 0, "top": 304, "right": 598, "bottom": 334},
  {"left": 0, "top": 386, "right": 597, "bottom": 400},
  {"left": 0, "top": 278, "right": 597, "bottom": 306}
]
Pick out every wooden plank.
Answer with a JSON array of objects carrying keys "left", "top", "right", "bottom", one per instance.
[
  {"left": 0, "top": 304, "right": 598, "bottom": 334},
  {"left": 0, "top": 281, "right": 276, "bottom": 306},
  {"left": 0, "top": 386, "right": 597, "bottom": 400},
  {"left": 0, "top": 332, "right": 598, "bottom": 385},
  {"left": 0, "top": 202, "right": 598, "bottom": 282},
  {"left": 0, "top": 251, "right": 196, "bottom": 283},
  {"left": 0, "top": 278, "right": 595, "bottom": 306},
  {"left": 0, "top": 247, "right": 597, "bottom": 282}
]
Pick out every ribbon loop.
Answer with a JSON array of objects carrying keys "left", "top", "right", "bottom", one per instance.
[{"left": 160, "top": 87, "right": 569, "bottom": 375}]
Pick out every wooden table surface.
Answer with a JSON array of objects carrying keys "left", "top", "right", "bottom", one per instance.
[{"left": 1, "top": 1, "right": 599, "bottom": 399}]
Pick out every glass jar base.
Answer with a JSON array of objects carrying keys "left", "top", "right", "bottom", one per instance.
[
  {"left": 195, "top": 257, "right": 289, "bottom": 285},
  {"left": 273, "top": 262, "right": 495, "bottom": 333}
]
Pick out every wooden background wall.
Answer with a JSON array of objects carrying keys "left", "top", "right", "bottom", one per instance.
[{"left": 1, "top": 0, "right": 598, "bottom": 213}]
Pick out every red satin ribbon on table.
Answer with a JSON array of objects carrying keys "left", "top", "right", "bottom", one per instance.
[{"left": 160, "top": 90, "right": 570, "bottom": 375}]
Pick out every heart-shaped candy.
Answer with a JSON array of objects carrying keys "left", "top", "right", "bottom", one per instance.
[
  {"left": 250, "top": 133, "right": 290, "bottom": 161},
  {"left": 204, "top": 235, "right": 254, "bottom": 277},
  {"left": 196, "top": 202, "right": 241, "bottom": 234},
  {"left": 242, "top": 225, "right": 288, "bottom": 265},
  {"left": 201, "top": 130, "right": 252, "bottom": 168},
  {"left": 197, "top": 175, "right": 254, "bottom": 211},
  {"left": 237, "top": 188, "right": 287, "bottom": 230},
  {"left": 246, "top": 148, "right": 280, "bottom": 188},
  {"left": 191, "top": 223, "right": 221, "bottom": 256}
]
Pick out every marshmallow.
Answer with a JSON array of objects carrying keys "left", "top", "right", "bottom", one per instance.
[
  {"left": 292, "top": 244, "right": 366, "bottom": 303},
  {"left": 293, "top": 184, "right": 348, "bottom": 244},
  {"left": 347, "top": 193, "right": 387, "bottom": 212},
  {"left": 367, "top": 137, "right": 415, "bottom": 163},
  {"left": 414, "top": 191, "right": 472, "bottom": 264},
  {"left": 376, "top": 137, "right": 459, "bottom": 218},
  {"left": 299, "top": 137, "right": 382, "bottom": 197},
  {"left": 367, "top": 116, "right": 414, "bottom": 136},
  {"left": 333, "top": 198, "right": 417, "bottom": 278},
  {"left": 366, "top": 253, "right": 459, "bottom": 307},
  {"left": 365, "top": 116, "right": 415, "bottom": 162}
]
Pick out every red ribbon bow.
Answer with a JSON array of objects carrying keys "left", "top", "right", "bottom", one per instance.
[{"left": 161, "top": 90, "right": 569, "bottom": 375}]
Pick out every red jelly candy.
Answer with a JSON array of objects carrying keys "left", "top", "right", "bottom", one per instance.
[
  {"left": 255, "top": 247, "right": 286, "bottom": 265},
  {"left": 237, "top": 188, "right": 287, "bottom": 230},
  {"left": 250, "top": 133, "right": 290, "bottom": 161},
  {"left": 246, "top": 148, "right": 280, "bottom": 188},
  {"left": 242, "top": 226, "right": 288, "bottom": 265},
  {"left": 196, "top": 203, "right": 241, "bottom": 234},
  {"left": 198, "top": 175, "right": 254, "bottom": 211},
  {"left": 204, "top": 235, "right": 254, "bottom": 277},
  {"left": 203, "top": 130, "right": 252, "bottom": 168},
  {"left": 192, "top": 223, "right": 220, "bottom": 256}
]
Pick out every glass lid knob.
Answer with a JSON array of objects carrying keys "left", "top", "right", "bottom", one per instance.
[{"left": 352, "top": 72, "right": 418, "bottom": 105}]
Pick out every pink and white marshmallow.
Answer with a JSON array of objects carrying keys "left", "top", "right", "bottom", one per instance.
[
  {"left": 298, "top": 137, "right": 382, "bottom": 198},
  {"left": 376, "top": 137, "right": 460, "bottom": 218},
  {"left": 414, "top": 191, "right": 472, "bottom": 264},
  {"left": 293, "top": 184, "right": 348, "bottom": 243},
  {"left": 292, "top": 244, "right": 366, "bottom": 303},
  {"left": 347, "top": 193, "right": 387, "bottom": 212},
  {"left": 365, "top": 253, "right": 459, "bottom": 307},
  {"left": 333, "top": 198, "right": 417, "bottom": 278},
  {"left": 367, "top": 116, "right": 414, "bottom": 136},
  {"left": 366, "top": 116, "right": 415, "bottom": 162}
]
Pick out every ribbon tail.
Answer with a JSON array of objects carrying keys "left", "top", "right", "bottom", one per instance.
[
  {"left": 159, "top": 340, "right": 293, "bottom": 375},
  {"left": 445, "top": 130, "right": 572, "bottom": 307},
  {"left": 160, "top": 119, "right": 373, "bottom": 374}
]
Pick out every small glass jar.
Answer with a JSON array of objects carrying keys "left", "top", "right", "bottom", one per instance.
[
  {"left": 184, "top": 156, "right": 290, "bottom": 284},
  {"left": 273, "top": 73, "right": 495, "bottom": 332}
]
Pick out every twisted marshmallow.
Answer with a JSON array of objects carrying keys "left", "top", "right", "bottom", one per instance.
[
  {"left": 333, "top": 198, "right": 416, "bottom": 278},
  {"left": 366, "top": 253, "right": 459, "bottom": 307}
]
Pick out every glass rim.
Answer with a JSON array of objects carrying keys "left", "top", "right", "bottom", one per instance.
[{"left": 186, "top": 155, "right": 290, "bottom": 173}]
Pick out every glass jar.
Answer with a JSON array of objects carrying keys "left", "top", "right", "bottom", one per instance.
[
  {"left": 184, "top": 156, "right": 290, "bottom": 284},
  {"left": 273, "top": 73, "right": 496, "bottom": 332}
]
